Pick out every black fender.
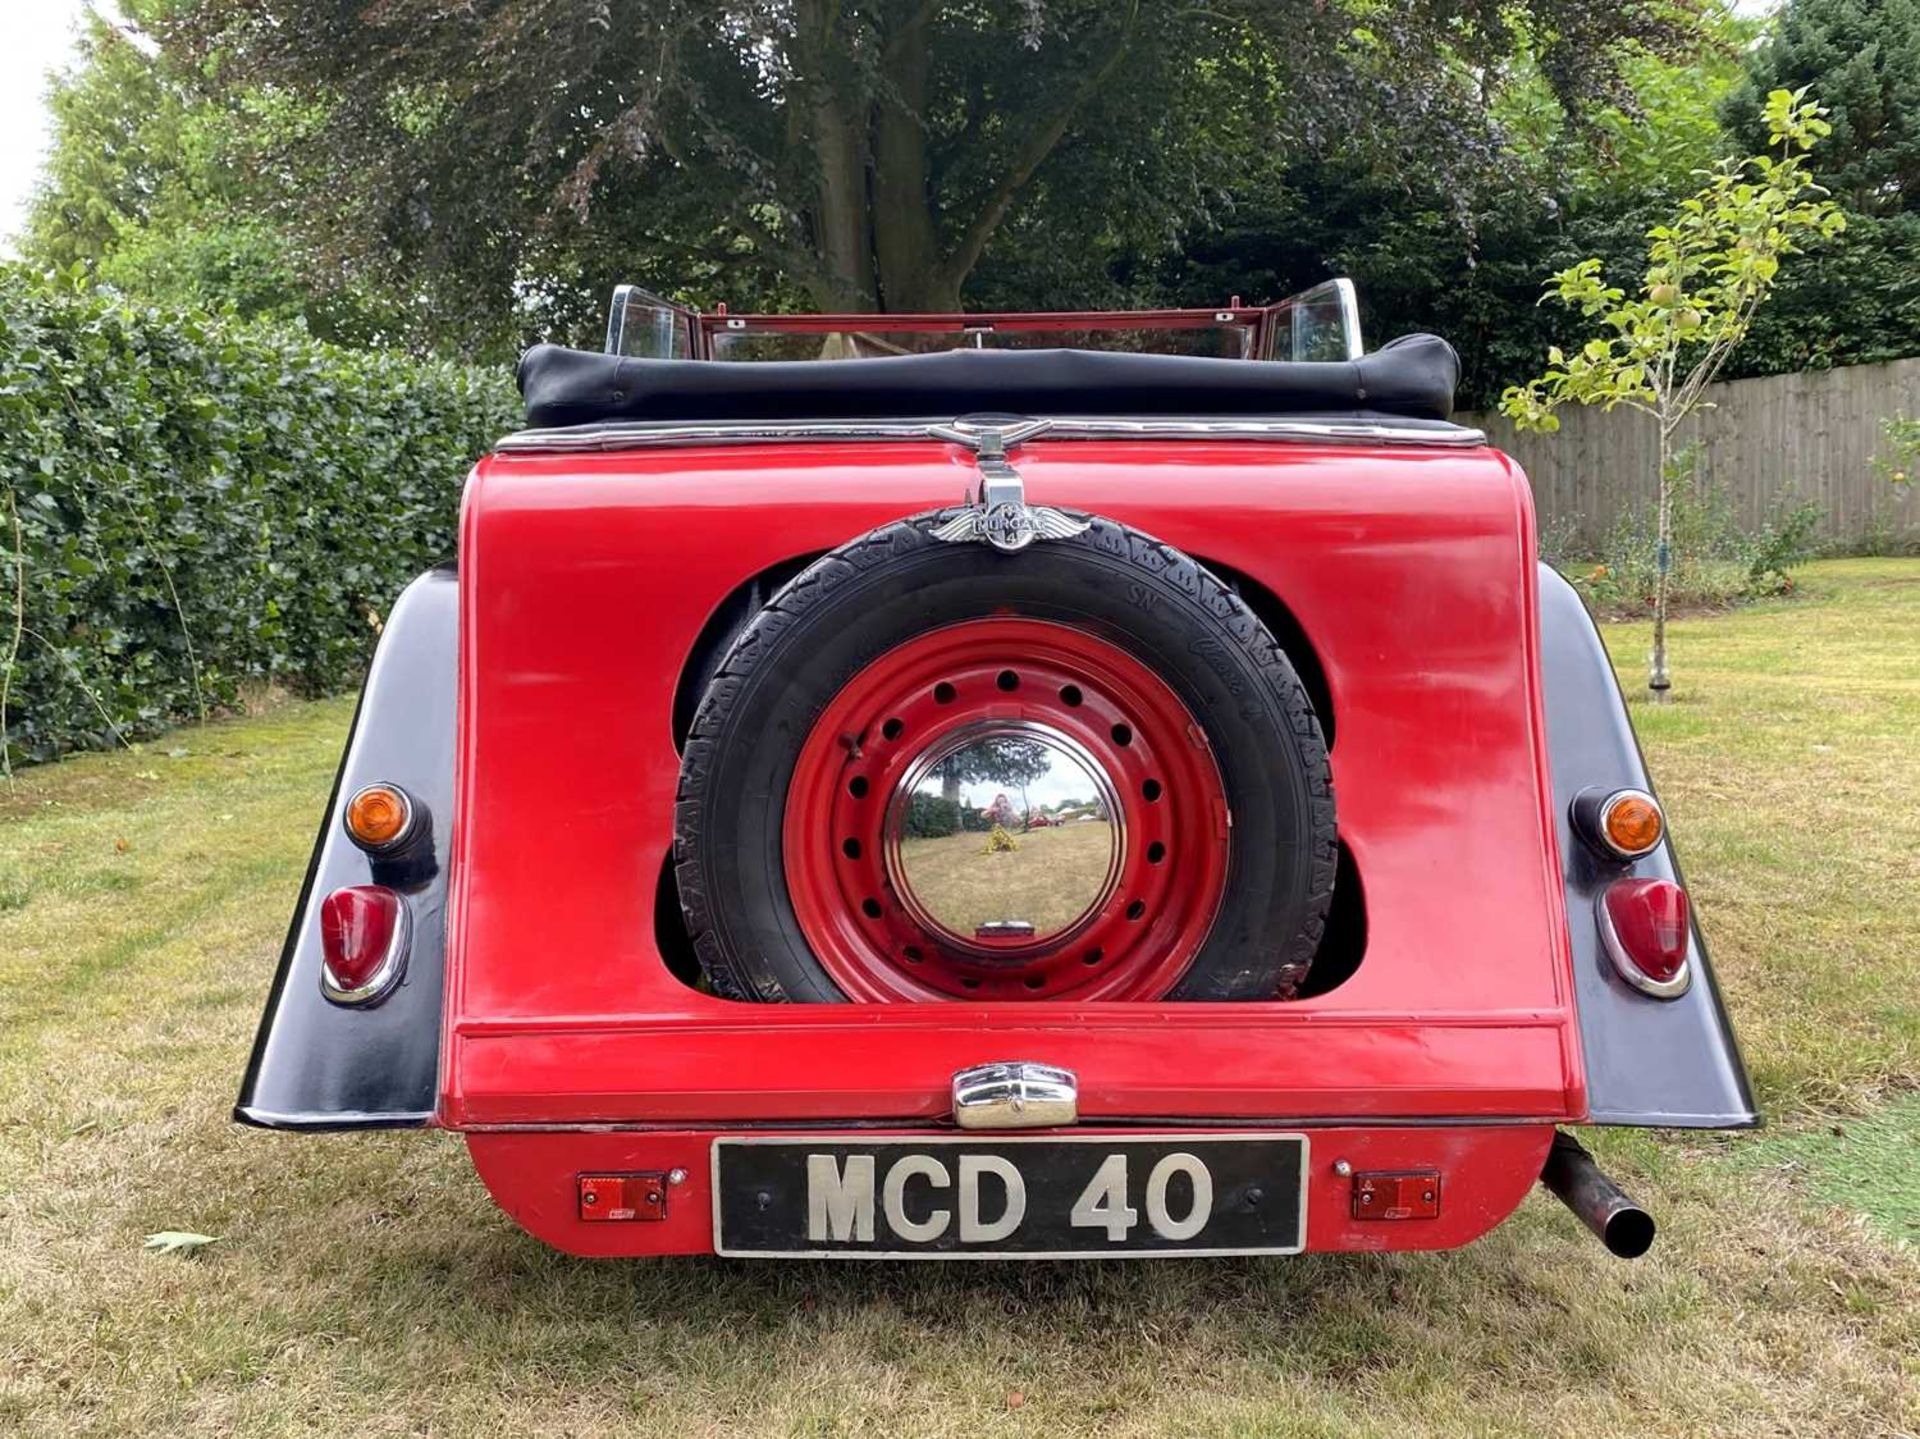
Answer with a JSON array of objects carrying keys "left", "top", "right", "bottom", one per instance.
[
  {"left": 1537, "top": 564, "right": 1759, "bottom": 1128},
  {"left": 234, "top": 567, "right": 456, "bottom": 1129}
]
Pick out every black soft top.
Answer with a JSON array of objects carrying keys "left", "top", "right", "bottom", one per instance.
[{"left": 515, "top": 333, "right": 1460, "bottom": 429}]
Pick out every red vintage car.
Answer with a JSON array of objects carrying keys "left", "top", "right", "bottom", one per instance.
[{"left": 238, "top": 282, "right": 1754, "bottom": 1261}]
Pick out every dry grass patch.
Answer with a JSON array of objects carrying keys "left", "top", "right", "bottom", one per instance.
[
  {"left": 897, "top": 822, "right": 1116, "bottom": 935},
  {"left": 2, "top": 562, "right": 1917, "bottom": 1437}
]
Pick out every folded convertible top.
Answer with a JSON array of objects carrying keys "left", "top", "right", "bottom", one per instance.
[{"left": 515, "top": 333, "right": 1460, "bottom": 429}]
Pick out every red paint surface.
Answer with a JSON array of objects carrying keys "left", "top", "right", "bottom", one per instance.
[{"left": 441, "top": 434, "right": 1584, "bottom": 1222}]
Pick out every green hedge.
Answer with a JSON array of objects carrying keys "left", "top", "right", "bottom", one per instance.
[{"left": 0, "top": 270, "right": 519, "bottom": 766}]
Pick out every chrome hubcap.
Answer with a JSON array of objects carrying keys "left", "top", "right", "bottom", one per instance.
[{"left": 884, "top": 720, "right": 1123, "bottom": 956}]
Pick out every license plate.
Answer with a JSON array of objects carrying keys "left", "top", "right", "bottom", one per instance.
[{"left": 712, "top": 1134, "right": 1307, "bottom": 1258}]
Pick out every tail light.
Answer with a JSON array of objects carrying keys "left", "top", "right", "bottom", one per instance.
[
  {"left": 1596, "top": 878, "right": 1691, "bottom": 998},
  {"left": 319, "top": 885, "right": 410, "bottom": 1004}
]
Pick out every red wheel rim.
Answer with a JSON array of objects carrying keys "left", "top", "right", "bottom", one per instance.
[{"left": 783, "top": 618, "right": 1230, "bottom": 1001}]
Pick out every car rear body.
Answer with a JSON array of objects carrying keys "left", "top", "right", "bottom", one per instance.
[{"left": 238, "top": 293, "right": 1755, "bottom": 1260}]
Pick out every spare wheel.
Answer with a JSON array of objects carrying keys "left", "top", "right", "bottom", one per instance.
[{"left": 674, "top": 510, "right": 1335, "bottom": 1002}]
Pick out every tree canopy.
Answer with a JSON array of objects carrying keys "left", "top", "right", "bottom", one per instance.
[
  {"left": 1725, "top": 0, "right": 1920, "bottom": 216},
  {"left": 21, "top": 0, "right": 1919, "bottom": 397},
  {"left": 24, "top": 4, "right": 403, "bottom": 347},
  {"left": 936, "top": 737, "right": 1054, "bottom": 793},
  {"left": 1716, "top": 0, "right": 1920, "bottom": 375},
  {"left": 143, "top": 0, "right": 1701, "bottom": 354}
]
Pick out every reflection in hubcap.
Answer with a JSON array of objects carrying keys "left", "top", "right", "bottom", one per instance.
[{"left": 886, "top": 722, "right": 1123, "bottom": 952}]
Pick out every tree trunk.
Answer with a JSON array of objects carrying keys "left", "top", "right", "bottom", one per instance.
[
  {"left": 790, "top": 2, "right": 1130, "bottom": 315},
  {"left": 809, "top": 92, "right": 877, "bottom": 310},
  {"left": 871, "top": 11, "right": 953, "bottom": 312},
  {"left": 1648, "top": 430, "right": 1676, "bottom": 703},
  {"left": 794, "top": 0, "right": 876, "bottom": 310}
]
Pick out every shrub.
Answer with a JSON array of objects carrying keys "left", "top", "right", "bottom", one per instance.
[
  {"left": 0, "top": 270, "right": 518, "bottom": 767},
  {"left": 905, "top": 792, "right": 963, "bottom": 840},
  {"left": 1872, "top": 413, "right": 1918, "bottom": 491},
  {"left": 1565, "top": 464, "right": 1824, "bottom": 615}
]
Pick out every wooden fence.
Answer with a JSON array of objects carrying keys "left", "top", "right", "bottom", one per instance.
[{"left": 1458, "top": 356, "right": 1920, "bottom": 551}]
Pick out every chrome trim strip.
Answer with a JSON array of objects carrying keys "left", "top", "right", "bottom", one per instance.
[
  {"left": 1333, "top": 277, "right": 1365, "bottom": 362},
  {"left": 493, "top": 416, "right": 1487, "bottom": 454},
  {"left": 605, "top": 281, "right": 635, "bottom": 355},
  {"left": 459, "top": 1114, "right": 1564, "bottom": 1133}
]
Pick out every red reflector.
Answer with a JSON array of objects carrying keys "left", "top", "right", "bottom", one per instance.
[
  {"left": 1352, "top": 1170, "right": 1441, "bottom": 1220},
  {"left": 320, "top": 885, "right": 408, "bottom": 1003},
  {"left": 578, "top": 1173, "right": 670, "bottom": 1222},
  {"left": 1597, "top": 878, "right": 1691, "bottom": 998}
]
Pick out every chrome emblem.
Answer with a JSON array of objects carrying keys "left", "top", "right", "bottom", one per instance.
[
  {"left": 926, "top": 418, "right": 1089, "bottom": 553},
  {"left": 930, "top": 502, "right": 1091, "bottom": 553}
]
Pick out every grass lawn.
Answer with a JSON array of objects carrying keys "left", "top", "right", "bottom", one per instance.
[
  {"left": 898, "top": 822, "right": 1117, "bottom": 937},
  {"left": 1, "top": 558, "right": 1916, "bottom": 1437}
]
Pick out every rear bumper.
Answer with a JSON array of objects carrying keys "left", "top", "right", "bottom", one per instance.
[
  {"left": 467, "top": 1123, "right": 1556, "bottom": 1258},
  {"left": 442, "top": 1007, "right": 1583, "bottom": 1129}
]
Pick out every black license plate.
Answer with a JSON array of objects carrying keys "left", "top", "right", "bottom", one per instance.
[{"left": 713, "top": 1134, "right": 1307, "bottom": 1258}]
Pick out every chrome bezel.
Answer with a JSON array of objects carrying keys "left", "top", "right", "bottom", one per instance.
[
  {"left": 1594, "top": 887, "right": 1691, "bottom": 1000},
  {"left": 319, "top": 893, "right": 412, "bottom": 1006},
  {"left": 1594, "top": 787, "right": 1664, "bottom": 860},
  {"left": 882, "top": 719, "right": 1125, "bottom": 960},
  {"left": 343, "top": 782, "right": 417, "bottom": 853}
]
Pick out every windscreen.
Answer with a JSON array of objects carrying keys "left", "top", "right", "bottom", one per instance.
[
  {"left": 706, "top": 324, "right": 1256, "bottom": 362},
  {"left": 1269, "top": 278, "right": 1363, "bottom": 362},
  {"left": 603, "top": 281, "right": 1363, "bottom": 362}
]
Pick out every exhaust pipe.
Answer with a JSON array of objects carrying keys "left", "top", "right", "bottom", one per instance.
[{"left": 1539, "top": 1130, "right": 1656, "bottom": 1259}]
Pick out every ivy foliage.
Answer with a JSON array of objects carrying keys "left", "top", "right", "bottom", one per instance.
[{"left": 0, "top": 269, "right": 517, "bottom": 767}]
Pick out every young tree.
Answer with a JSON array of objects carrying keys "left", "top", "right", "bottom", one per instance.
[{"left": 1500, "top": 89, "right": 1844, "bottom": 701}]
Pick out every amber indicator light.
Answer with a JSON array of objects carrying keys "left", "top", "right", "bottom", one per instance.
[
  {"left": 1601, "top": 792, "right": 1663, "bottom": 857},
  {"left": 344, "top": 783, "right": 413, "bottom": 850}
]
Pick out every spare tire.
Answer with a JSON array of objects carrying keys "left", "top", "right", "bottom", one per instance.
[{"left": 674, "top": 510, "right": 1335, "bottom": 1003}]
